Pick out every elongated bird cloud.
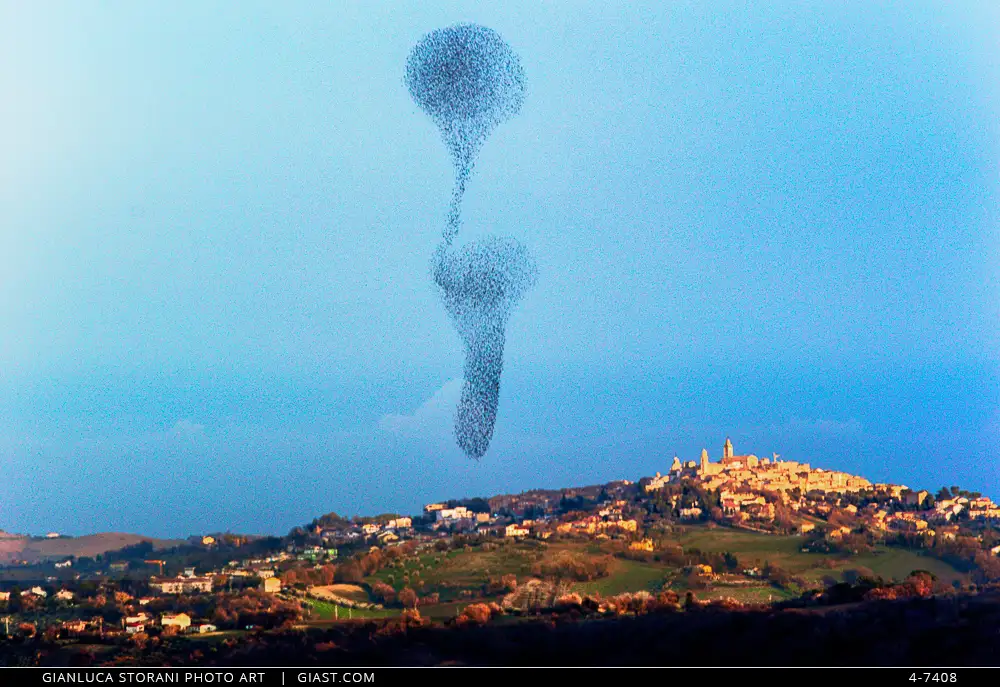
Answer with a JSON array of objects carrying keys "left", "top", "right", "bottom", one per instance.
[{"left": 406, "top": 24, "right": 536, "bottom": 459}]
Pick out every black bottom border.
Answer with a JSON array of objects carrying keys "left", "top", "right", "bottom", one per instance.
[{"left": 0, "top": 666, "right": 991, "bottom": 686}]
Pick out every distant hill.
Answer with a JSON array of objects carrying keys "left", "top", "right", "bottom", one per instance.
[{"left": 0, "top": 532, "right": 185, "bottom": 565}]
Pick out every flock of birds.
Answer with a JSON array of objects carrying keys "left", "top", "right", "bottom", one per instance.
[{"left": 405, "top": 24, "right": 535, "bottom": 459}]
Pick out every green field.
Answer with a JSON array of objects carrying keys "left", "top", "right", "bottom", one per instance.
[
  {"left": 675, "top": 524, "right": 967, "bottom": 585},
  {"left": 823, "top": 547, "right": 965, "bottom": 585},
  {"left": 367, "top": 542, "right": 542, "bottom": 599},
  {"left": 354, "top": 528, "right": 969, "bottom": 614},
  {"left": 574, "top": 558, "right": 670, "bottom": 596},
  {"left": 177, "top": 629, "right": 247, "bottom": 644},
  {"left": 699, "top": 585, "right": 796, "bottom": 603},
  {"left": 416, "top": 601, "right": 466, "bottom": 620},
  {"left": 303, "top": 598, "right": 399, "bottom": 621}
]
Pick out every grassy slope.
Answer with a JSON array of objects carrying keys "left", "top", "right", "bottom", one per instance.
[
  {"left": 675, "top": 525, "right": 966, "bottom": 584},
  {"left": 368, "top": 544, "right": 539, "bottom": 599},
  {"left": 354, "top": 526, "right": 968, "bottom": 617},
  {"left": 0, "top": 533, "right": 187, "bottom": 565},
  {"left": 303, "top": 598, "right": 398, "bottom": 621},
  {"left": 574, "top": 559, "right": 668, "bottom": 596}
]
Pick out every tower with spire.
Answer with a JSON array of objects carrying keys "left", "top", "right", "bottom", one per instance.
[{"left": 723, "top": 436, "right": 734, "bottom": 462}]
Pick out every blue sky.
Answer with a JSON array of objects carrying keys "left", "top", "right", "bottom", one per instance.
[{"left": 0, "top": 2, "right": 997, "bottom": 537}]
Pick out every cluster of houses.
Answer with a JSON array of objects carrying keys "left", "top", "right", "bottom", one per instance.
[
  {"left": 795, "top": 488, "right": 1000, "bottom": 541},
  {"left": 867, "top": 495, "right": 1000, "bottom": 537},
  {"left": 650, "top": 438, "right": 872, "bottom": 502},
  {"left": 903, "top": 492, "right": 1000, "bottom": 523},
  {"left": 0, "top": 587, "right": 75, "bottom": 602},
  {"left": 55, "top": 612, "right": 219, "bottom": 637},
  {"left": 122, "top": 611, "right": 217, "bottom": 635},
  {"left": 148, "top": 565, "right": 282, "bottom": 595},
  {"left": 554, "top": 501, "right": 638, "bottom": 536},
  {"left": 315, "top": 517, "right": 414, "bottom": 547},
  {"left": 646, "top": 438, "right": 1000, "bottom": 530}
]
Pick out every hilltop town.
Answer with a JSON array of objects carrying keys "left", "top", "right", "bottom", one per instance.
[{"left": 3, "top": 438, "right": 1000, "bottom": 665}]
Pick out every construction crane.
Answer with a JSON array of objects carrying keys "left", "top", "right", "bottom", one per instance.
[{"left": 144, "top": 560, "right": 166, "bottom": 575}]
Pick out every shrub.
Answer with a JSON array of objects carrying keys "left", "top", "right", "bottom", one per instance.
[
  {"left": 456, "top": 603, "right": 493, "bottom": 626},
  {"left": 371, "top": 582, "right": 396, "bottom": 605}
]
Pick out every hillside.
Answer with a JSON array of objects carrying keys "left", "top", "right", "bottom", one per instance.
[{"left": 0, "top": 532, "right": 185, "bottom": 565}]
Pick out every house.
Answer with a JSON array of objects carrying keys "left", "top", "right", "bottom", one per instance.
[
  {"left": 22, "top": 586, "right": 47, "bottom": 598},
  {"left": 62, "top": 620, "right": 89, "bottom": 634},
  {"left": 150, "top": 576, "right": 213, "bottom": 594},
  {"left": 890, "top": 517, "right": 929, "bottom": 533},
  {"left": 55, "top": 589, "right": 75, "bottom": 601},
  {"left": 629, "top": 538, "right": 654, "bottom": 552},
  {"left": 604, "top": 519, "right": 638, "bottom": 533},
  {"left": 109, "top": 561, "right": 129, "bottom": 573},
  {"left": 0, "top": 591, "right": 10, "bottom": 602},
  {"left": 54, "top": 560, "right": 72, "bottom": 569},
  {"left": 256, "top": 569, "right": 276, "bottom": 579},
  {"left": 903, "top": 490, "right": 931, "bottom": 507},
  {"left": 300, "top": 545, "right": 325, "bottom": 560},
  {"left": 386, "top": 517, "right": 412, "bottom": 529},
  {"left": 161, "top": 613, "right": 192, "bottom": 631},
  {"left": 191, "top": 623, "right": 217, "bottom": 634},
  {"left": 827, "top": 526, "right": 853, "bottom": 540},
  {"left": 644, "top": 472, "right": 669, "bottom": 492},
  {"left": 937, "top": 525, "right": 960, "bottom": 541},
  {"left": 261, "top": 577, "right": 282, "bottom": 594},
  {"left": 875, "top": 484, "right": 908, "bottom": 498},
  {"left": 376, "top": 531, "right": 399, "bottom": 545},
  {"left": 123, "top": 613, "right": 150, "bottom": 634},
  {"left": 436, "top": 506, "right": 473, "bottom": 522},
  {"left": 505, "top": 524, "right": 530, "bottom": 538}
]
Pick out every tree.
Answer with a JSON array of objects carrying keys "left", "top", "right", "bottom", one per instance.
[
  {"left": 318, "top": 565, "right": 336, "bottom": 586},
  {"left": 371, "top": 582, "right": 396, "bottom": 605},
  {"left": 334, "top": 561, "right": 363, "bottom": 584},
  {"left": 464, "top": 498, "right": 491, "bottom": 514},
  {"left": 6, "top": 588, "right": 21, "bottom": 613},
  {"left": 360, "top": 550, "right": 383, "bottom": 576},
  {"left": 843, "top": 567, "right": 875, "bottom": 585},
  {"left": 399, "top": 587, "right": 418, "bottom": 610}
]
